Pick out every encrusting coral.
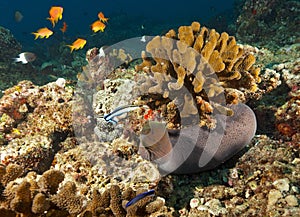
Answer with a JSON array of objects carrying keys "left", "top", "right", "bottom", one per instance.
[
  {"left": 135, "top": 21, "right": 261, "bottom": 128},
  {"left": 0, "top": 79, "right": 75, "bottom": 172},
  {"left": 274, "top": 58, "right": 300, "bottom": 144}
]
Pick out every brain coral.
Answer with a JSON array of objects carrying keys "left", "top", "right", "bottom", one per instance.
[{"left": 136, "top": 21, "right": 261, "bottom": 128}]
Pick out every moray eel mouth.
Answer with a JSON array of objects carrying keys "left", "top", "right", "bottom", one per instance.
[{"left": 138, "top": 103, "right": 257, "bottom": 175}]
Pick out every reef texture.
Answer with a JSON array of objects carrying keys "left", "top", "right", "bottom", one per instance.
[
  {"left": 0, "top": 26, "right": 21, "bottom": 62},
  {"left": 179, "top": 135, "right": 300, "bottom": 216},
  {"left": 135, "top": 21, "right": 261, "bottom": 128},
  {"left": 0, "top": 79, "right": 171, "bottom": 216},
  {"left": 0, "top": 79, "right": 75, "bottom": 173},
  {"left": 0, "top": 165, "right": 172, "bottom": 216},
  {"left": 0, "top": 16, "right": 299, "bottom": 216},
  {"left": 274, "top": 57, "right": 300, "bottom": 144},
  {"left": 235, "top": 0, "right": 300, "bottom": 48}
]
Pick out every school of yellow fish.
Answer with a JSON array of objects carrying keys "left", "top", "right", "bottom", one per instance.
[{"left": 32, "top": 6, "right": 109, "bottom": 52}]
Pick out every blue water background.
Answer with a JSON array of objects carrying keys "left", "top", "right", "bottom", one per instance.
[{"left": 0, "top": 0, "right": 234, "bottom": 50}]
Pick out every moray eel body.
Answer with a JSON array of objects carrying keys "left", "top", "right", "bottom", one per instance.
[{"left": 139, "top": 103, "right": 257, "bottom": 174}]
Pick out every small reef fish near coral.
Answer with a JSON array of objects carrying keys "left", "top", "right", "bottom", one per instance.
[
  {"left": 91, "top": 11, "right": 108, "bottom": 33},
  {"left": 60, "top": 21, "right": 68, "bottom": 34},
  {"left": 98, "top": 11, "right": 109, "bottom": 23},
  {"left": 31, "top": 27, "right": 53, "bottom": 39},
  {"left": 30, "top": 5, "right": 109, "bottom": 52},
  {"left": 91, "top": 20, "right": 106, "bottom": 33},
  {"left": 66, "top": 38, "right": 87, "bottom": 53},
  {"left": 13, "top": 52, "right": 36, "bottom": 64},
  {"left": 47, "top": 6, "right": 63, "bottom": 27},
  {"left": 103, "top": 105, "right": 143, "bottom": 124}
]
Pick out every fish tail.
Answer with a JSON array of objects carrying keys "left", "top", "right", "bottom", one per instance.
[
  {"left": 66, "top": 45, "right": 74, "bottom": 53},
  {"left": 47, "top": 17, "right": 55, "bottom": 27},
  {"left": 13, "top": 57, "right": 20, "bottom": 63},
  {"left": 31, "top": 32, "right": 39, "bottom": 40}
]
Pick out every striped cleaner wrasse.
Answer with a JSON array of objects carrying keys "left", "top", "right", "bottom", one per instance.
[{"left": 103, "top": 105, "right": 146, "bottom": 124}]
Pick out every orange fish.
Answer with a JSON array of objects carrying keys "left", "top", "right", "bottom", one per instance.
[
  {"left": 47, "top": 6, "right": 63, "bottom": 27},
  {"left": 91, "top": 20, "right": 106, "bottom": 32},
  {"left": 98, "top": 12, "right": 109, "bottom": 23},
  {"left": 60, "top": 21, "right": 68, "bottom": 33},
  {"left": 66, "top": 38, "right": 87, "bottom": 52},
  {"left": 31, "top": 27, "right": 53, "bottom": 39}
]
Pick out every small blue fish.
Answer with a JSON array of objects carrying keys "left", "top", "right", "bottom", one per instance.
[
  {"left": 103, "top": 105, "right": 141, "bottom": 124},
  {"left": 125, "top": 189, "right": 155, "bottom": 208}
]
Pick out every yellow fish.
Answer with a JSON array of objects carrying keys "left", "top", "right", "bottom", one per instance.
[
  {"left": 98, "top": 12, "right": 109, "bottom": 23},
  {"left": 91, "top": 20, "right": 106, "bottom": 32},
  {"left": 31, "top": 27, "right": 53, "bottom": 39},
  {"left": 47, "top": 6, "right": 63, "bottom": 27},
  {"left": 66, "top": 38, "right": 87, "bottom": 52}
]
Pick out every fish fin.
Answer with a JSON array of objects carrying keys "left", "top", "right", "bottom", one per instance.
[
  {"left": 66, "top": 45, "right": 74, "bottom": 53},
  {"left": 13, "top": 56, "right": 27, "bottom": 64},
  {"left": 13, "top": 57, "right": 20, "bottom": 63},
  {"left": 47, "top": 17, "right": 55, "bottom": 27},
  {"left": 31, "top": 32, "right": 39, "bottom": 40}
]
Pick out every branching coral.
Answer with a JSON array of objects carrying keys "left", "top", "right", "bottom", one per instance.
[
  {"left": 135, "top": 21, "right": 261, "bottom": 128},
  {"left": 0, "top": 162, "right": 169, "bottom": 216},
  {"left": 37, "top": 169, "right": 65, "bottom": 194},
  {"left": 50, "top": 181, "right": 85, "bottom": 215},
  {"left": 0, "top": 164, "right": 23, "bottom": 186}
]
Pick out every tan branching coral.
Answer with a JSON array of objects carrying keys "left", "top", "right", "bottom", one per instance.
[
  {"left": 31, "top": 192, "right": 50, "bottom": 214},
  {"left": 9, "top": 181, "right": 32, "bottom": 214},
  {"left": 110, "top": 185, "right": 126, "bottom": 217},
  {"left": 50, "top": 181, "right": 85, "bottom": 215},
  {"left": 135, "top": 21, "right": 261, "bottom": 128},
  {"left": 0, "top": 164, "right": 23, "bottom": 186},
  {"left": 37, "top": 169, "right": 65, "bottom": 194},
  {"left": 0, "top": 163, "right": 171, "bottom": 216}
]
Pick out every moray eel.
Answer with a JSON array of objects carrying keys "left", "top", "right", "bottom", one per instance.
[{"left": 138, "top": 103, "right": 256, "bottom": 174}]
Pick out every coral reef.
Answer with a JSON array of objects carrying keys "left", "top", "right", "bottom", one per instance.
[
  {"left": 0, "top": 26, "right": 21, "bottom": 62},
  {"left": 0, "top": 13, "right": 299, "bottom": 216},
  {"left": 274, "top": 57, "right": 300, "bottom": 144},
  {"left": 0, "top": 165, "right": 171, "bottom": 216},
  {"left": 0, "top": 79, "right": 74, "bottom": 173},
  {"left": 135, "top": 21, "right": 261, "bottom": 128},
  {"left": 234, "top": 0, "right": 300, "bottom": 48},
  {"left": 167, "top": 135, "right": 300, "bottom": 216}
]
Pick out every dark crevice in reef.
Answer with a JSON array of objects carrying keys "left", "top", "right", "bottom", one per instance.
[{"left": 248, "top": 82, "right": 290, "bottom": 137}]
